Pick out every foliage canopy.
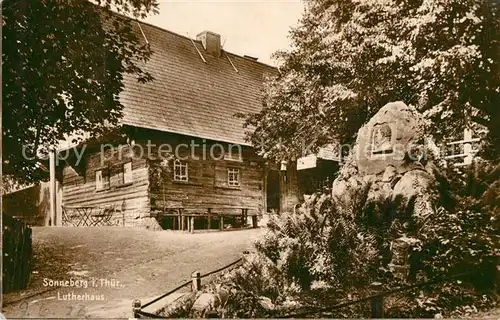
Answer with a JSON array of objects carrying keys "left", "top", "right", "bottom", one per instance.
[
  {"left": 242, "top": 0, "right": 500, "bottom": 161},
  {"left": 2, "top": 0, "right": 158, "bottom": 183}
]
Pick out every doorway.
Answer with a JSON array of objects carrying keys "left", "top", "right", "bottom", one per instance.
[{"left": 266, "top": 170, "right": 280, "bottom": 213}]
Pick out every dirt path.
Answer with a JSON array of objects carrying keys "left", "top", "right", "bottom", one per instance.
[
  {"left": 470, "top": 307, "right": 500, "bottom": 319},
  {"left": 2, "top": 227, "right": 263, "bottom": 318}
]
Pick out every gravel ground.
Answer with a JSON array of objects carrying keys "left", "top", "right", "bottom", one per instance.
[
  {"left": 470, "top": 307, "right": 500, "bottom": 319},
  {"left": 2, "top": 226, "right": 263, "bottom": 318}
]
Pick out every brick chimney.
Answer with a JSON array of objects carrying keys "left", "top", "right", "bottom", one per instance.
[{"left": 196, "top": 31, "right": 221, "bottom": 57}]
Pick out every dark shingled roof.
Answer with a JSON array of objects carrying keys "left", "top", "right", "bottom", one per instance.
[{"left": 119, "top": 21, "right": 277, "bottom": 146}]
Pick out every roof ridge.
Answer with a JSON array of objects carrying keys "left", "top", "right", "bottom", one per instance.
[
  {"left": 101, "top": 4, "right": 278, "bottom": 69},
  {"left": 134, "top": 20, "right": 277, "bottom": 70}
]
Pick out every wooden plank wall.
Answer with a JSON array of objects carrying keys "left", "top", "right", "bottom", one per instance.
[
  {"left": 61, "top": 129, "right": 268, "bottom": 226},
  {"left": 61, "top": 144, "right": 150, "bottom": 227},
  {"left": 143, "top": 134, "right": 266, "bottom": 216},
  {"left": 2, "top": 182, "right": 51, "bottom": 226}
]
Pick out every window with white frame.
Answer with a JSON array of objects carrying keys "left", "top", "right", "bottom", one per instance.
[
  {"left": 123, "top": 162, "right": 133, "bottom": 184},
  {"left": 228, "top": 168, "right": 240, "bottom": 187},
  {"left": 95, "top": 168, "right": 110, "bottom": 190},
  {"left": 173, "top": 159, "right": 188, "bottom": 182}
]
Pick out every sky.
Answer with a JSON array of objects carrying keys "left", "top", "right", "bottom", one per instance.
[{"left": 143, "top": 0, "right": 305, "bottom": 66}]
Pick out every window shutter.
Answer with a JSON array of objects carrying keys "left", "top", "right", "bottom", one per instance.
[
  {"left": 96, "top": 170, "right": 103, "bottom": 190},
  {"left": 123, "top": 162, "right": 133, "bottom": 184}
]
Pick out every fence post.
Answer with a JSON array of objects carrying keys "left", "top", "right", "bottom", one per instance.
[
  {"left": 192, "top": 271, "right": 201, "bottom": 291},
  {"left": 463, "top": 128, "right": 473, "bottom": 165},
  {"left": 370, "top": 282, "right": 384, "bottom": 318},
  {"left": 132, "top": 299, "right": 141, "bottom": 318},
  {"left": 242, "top": 250, "right": 250, "bottom": 263}
]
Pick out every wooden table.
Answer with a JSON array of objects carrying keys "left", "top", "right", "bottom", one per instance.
[{"left": 62, "top": 206, "right": 114, "bottom": 227}]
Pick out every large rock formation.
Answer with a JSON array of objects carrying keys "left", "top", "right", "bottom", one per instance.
[
  {"left": 331, "top": 101, "right": 440, "bottom": 279},
  {"left": 332, "top": 102, "right": 438, "bottom": 217}
]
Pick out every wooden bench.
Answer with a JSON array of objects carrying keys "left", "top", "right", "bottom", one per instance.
[
  {"left": 152, "top": 206, "right": 259, "bottom": 232},
  {"left": 152, "top": 207, "right": 184, "bottom": 230},
  {"left": 184, "top": 208, "right": 258, "bottom": 233}
]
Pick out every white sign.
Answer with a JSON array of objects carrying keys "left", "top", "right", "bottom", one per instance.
[
  {"left": 297, "top": 155, "right": 317, "bottom": 170},
  {"left": 280, "top": 161, "right": 287, "bottom": 171}
]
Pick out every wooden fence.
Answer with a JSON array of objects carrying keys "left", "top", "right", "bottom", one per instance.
[
  {"left": 442, "top": 129, "right": 481, "bottom": 167},
  {"left": 2, "top": 214, "right": 33, "bottom": 293},
  {"left": 2, "top": 182, "right": 52, "bottom": 226},
  {"left": 132, "top": 253, "right": 247, "bottom": 318},
  {"left": 131, "top": 253, "right": 499, "bottom": 319}
]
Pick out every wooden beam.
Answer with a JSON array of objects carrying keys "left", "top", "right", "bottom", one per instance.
[
  {"left": 207, "top": 208, "right": 212, "bottom": 229},
  {"left": 178, "top": 209, "right": 182, "bottom": 231},
  {"left": 179, "top": 208, "right": 184, "bottom": 231},
  {"left": 370, "top": 283, "right": 384, "bottom": 318},
  {"left": 252, "top": 215, "right": 258, "bottom": 228},
  {"left": 49, "top": 151, "right": 56, "bottom": 226},
  {"left": 55, "top": 180, "right": 63, "bottom": 226},
  {"left": 463, "top": 128, "right": 473, "bottom": 165}
]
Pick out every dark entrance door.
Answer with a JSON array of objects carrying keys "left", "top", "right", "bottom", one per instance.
[
  {"left": 296, "top": 159, "right": 339, "bottom": 194},
  {"left": 266, "top": 170, "right": 280, "bottom": 213}
]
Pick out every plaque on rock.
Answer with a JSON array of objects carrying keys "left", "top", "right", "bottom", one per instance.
[{"left": 371, "top": 123, "right": 393, "bottom": 155}]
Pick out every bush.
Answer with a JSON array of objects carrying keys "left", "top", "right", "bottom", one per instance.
[
  {"left": 387, "top": 159, "right": 500, "bottom": 317},
  {"left": 163, "top": 160, "right": 499, "bottom": 318},
  {"left": 255, "top": 189, "right": 383, "bottom": 292},
  {"left": 415, "top": 160, "right": 499, "bottom": 279},
  {"left": 204, "top": 187, "right": 391, "bottom": 317}
]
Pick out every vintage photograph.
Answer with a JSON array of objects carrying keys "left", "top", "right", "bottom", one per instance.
[{"left": 1, "top": 0, "right": 499, "bottom": 318}]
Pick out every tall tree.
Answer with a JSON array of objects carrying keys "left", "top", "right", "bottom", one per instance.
[
  {"left": 2, "top": 0, "right": 158, "bottom": 183},
  {"left": 242, "top": 0, "right": 500, "bottom": 162}
]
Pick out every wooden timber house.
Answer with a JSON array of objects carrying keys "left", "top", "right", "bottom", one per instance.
[{"left": 57, "top": 22, "right": 339, "bottom": 230}]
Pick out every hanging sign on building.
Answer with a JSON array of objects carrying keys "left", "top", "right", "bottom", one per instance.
[{"left": 297, "top": 154, "right": 317, "bottom": 170}]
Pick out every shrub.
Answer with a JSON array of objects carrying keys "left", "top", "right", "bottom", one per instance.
[
  {"left": 414, "top": 160, "right": 499, "bottom": 279},
  {"left": 387, "top": 159, "right": 500, "bottom": 317},
  {"left": 163, "top": 160, "right": 499, "bottom": 318},
  {"left": 254, "top": 160, "right": 498, "bottom": 317},
  {"left": 255, "top": 188, "right": 383, "bottom": 292}
]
